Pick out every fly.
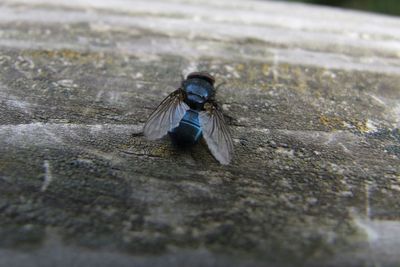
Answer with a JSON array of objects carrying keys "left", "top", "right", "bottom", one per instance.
[{"left": 143, "top": 71, "right": 234, "bottom": 165}]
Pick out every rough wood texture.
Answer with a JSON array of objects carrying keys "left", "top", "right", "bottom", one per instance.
[{"left": 1, "top": 0, "right": 400, "bottom": 266}]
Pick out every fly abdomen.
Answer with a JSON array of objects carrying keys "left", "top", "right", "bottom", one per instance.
[{"left": 168, "top": 109, "right": 202, "bottom": 146}]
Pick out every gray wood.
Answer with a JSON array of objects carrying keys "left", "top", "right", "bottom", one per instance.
[{"left": 0, "top": 0, "right": 399, "bottom": 266}]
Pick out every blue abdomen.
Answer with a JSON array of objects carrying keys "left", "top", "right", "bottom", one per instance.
[{"left": 168, "top": 110, "right": 202, "bottom": 146}]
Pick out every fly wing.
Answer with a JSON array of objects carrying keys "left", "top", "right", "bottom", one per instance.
[
  {"left": 143, "top": 89, "right": 190, "bottom": 140},
  {"left": 199, "top": 103, "right": 234, "bottom": 165}
]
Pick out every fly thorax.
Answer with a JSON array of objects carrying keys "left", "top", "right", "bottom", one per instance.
[{"left": 183, "top": 78, "right": 213, "bottom": 109}]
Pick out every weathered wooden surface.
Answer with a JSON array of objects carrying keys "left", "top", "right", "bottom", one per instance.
[{"left": 0, "top": 0, "right": 400, "bottom": 266}]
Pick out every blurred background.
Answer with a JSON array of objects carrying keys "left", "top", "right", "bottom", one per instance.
[{"left": 281, "top": 0, "right": 400, "bottom": 16}]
